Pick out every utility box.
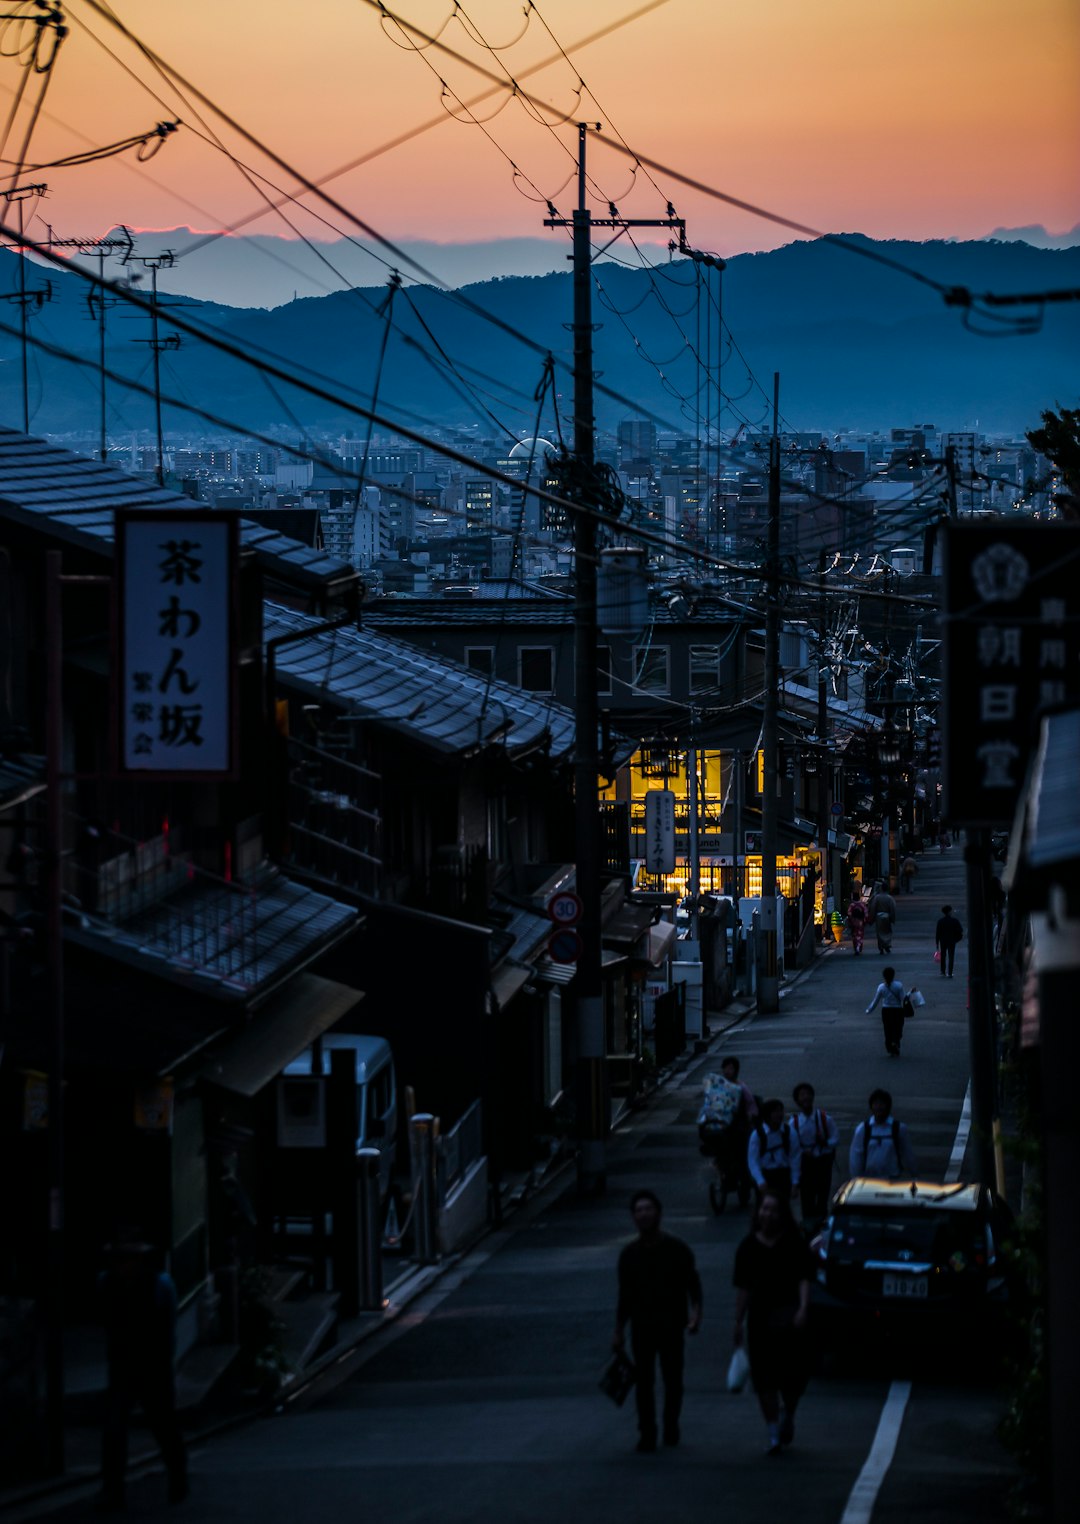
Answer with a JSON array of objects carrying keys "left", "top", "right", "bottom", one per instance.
[{"left": 672, "top": 959, "right": 704, "bottom": 1039}]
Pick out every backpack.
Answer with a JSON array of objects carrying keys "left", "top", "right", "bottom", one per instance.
[
  {"left": 756, "top": 1120, "right": 792, "bottom": 1160},
  {"left": 901, "top": 994, "right": 915, "bottom": 1020},
  {"left": 858, "top": 1116, "right": 901, "bottom": 1173}
]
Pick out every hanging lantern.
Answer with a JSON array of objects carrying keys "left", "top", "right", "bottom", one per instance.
[
  {"left": 640, "top": 745, "right": 682, "bottom": 779},
  {"left": 597, "top": 546, "right": 648, "bottom": 638}
]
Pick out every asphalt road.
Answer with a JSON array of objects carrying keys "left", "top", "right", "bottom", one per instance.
[{"left": 29, "top": 846, "right": 1021, "bottom": 1524}]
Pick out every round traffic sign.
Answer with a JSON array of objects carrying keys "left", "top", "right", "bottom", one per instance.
[
  {"left": 548, "top": 928, "right": 583, "bottom": 964},
  {"left": 547, "top": 890, "right": 583, "bottom": 927}
]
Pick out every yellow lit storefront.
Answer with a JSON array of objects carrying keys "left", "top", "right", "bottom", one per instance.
[{"left": 600, "top": 747, "right": 813, "bottom": 905}]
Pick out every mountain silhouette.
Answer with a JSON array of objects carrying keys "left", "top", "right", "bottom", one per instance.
[{"left": 1, "top": 235, "right": 1077, "bottom": 438}]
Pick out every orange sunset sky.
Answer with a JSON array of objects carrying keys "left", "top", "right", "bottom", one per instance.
[{"left": 3, "top": 0, "right": 1078, "bottom": 263}]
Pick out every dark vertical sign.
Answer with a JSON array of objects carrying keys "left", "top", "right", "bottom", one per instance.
[
  {"left": 644, "top": 788, "right": 676, "bottom": 874},
  {"left": 943, "top": 523, "right": 1080, "bottom": 826},
  {"left": 116, "top": 510, "right": 239, "bottom": 778}
]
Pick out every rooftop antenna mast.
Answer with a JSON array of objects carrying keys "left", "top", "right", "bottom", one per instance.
[
  {"left": 1, "top": 183, "right": 51, "bottom": 431},
  {"left": 129, "top": 251, "right": 178, "bottom": 486},
  {"left": 45, "top": 225, "right": 135, "bottom": 461}
]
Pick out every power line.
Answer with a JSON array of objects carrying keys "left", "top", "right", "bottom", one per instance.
[
  {"left": 0, "top": 281, "right": 935, "bottom": 612},
  {"left": 65, "top": 2, "right": 696, "bottom": 437}
]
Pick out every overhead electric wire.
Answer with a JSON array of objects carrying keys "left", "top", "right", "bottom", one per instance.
[
  {"left": 0, "top": 117, "right": 178, "bottom": 176},
  {"left": 0, "top": 278, "right": 932, "bottom": 612},
  {"left": 68, "top": 0, "right": 697, "bottom": 439},
  {"left": 358, "top": 0, "right": 1072, "bottom": 332}
]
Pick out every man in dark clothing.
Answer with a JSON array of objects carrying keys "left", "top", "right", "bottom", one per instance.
[
  {"left": 935, "top": 904, "right": 964, "bottom": 977},
  {"left": 98, "top": 1236, "right": 188, "bottom": 1511},
  {"left": 613, "top": 1190, "right": 702, "bottom": 1452}
]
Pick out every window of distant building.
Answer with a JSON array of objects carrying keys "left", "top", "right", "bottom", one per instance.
[
  {"left": 519, "top": 646, "right": 555, "bottom": 693},
  {"left": 689, "top": 644, "right": 721, "bottom": 695},
  {"left": 597, "top": 644, "right": 613, "bottom": 697},
  {"left": 465, "top": 646, "right": 494, "bottom": 677},
  {"left": 633, "top": 645, "right": 670, "bottom": 694}
]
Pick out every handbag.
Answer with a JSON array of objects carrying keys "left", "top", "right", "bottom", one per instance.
[
  {"left": 726, "top": 1345, "right": 751, "bottom": 1393},
  {"left": 599, "top": 1349, "right": 637, "bottom": 1407},
  {"left": 933, "top": 950, "right": 941, "bottom": 963}
]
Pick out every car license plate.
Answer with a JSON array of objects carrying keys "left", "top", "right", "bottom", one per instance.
[{"left": 883, "top": 1274, "right": 928, "bottom": 1299}]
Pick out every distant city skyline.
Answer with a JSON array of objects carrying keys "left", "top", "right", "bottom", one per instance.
[{"left": 2, "top": 0, "right": 1076, "bottom": 298}]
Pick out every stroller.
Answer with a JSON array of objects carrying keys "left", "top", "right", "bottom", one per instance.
[{"left": 697, "top": 1074, "right": 751, "bottom": 1215}]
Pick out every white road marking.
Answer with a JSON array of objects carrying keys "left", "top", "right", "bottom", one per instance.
[
  {"left": 840, "top": 1380, "right": 913, "bottom": 1524},
  {"left": 838, "top": 1077, "right": 973, "bottom": 1522},
  {"left": 945, "top": 1079, "right": 973, "bottom": 1184}
]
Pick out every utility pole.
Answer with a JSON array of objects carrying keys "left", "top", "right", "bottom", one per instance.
[
  {"left": 945, "top": 444, "right": 959, "bottom": 520},
  {"left": 758, "top": 373, "right": 782, "bottom": 1012},
  {"left": 545, "top": 126, "right": 683, "bottom": 1193},
  {"left": 43, "top": 229, "right": 135, "bottom": 461},
  {"left": 44, "top": 551, "right": 65, "bottom": 1473},
  {"left": 131, "top": 252, "right": 178, "bottom": 486},
  {"left": 817, "top": 548, "right": 831, "bottom": 932},
  {"left": 964, "top": 831, "right": 998, "bottom": 1188},
  {"left": 41, "top": 229, "right": 134, "bottom": 459},
  {"left": 1, "top": 183, "right": 51, "bottom": 432}
]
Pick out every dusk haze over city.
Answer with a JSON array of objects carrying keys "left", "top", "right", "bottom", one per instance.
[{"left": 0, "top": 5, "right": 1078, "bottom": 1524}]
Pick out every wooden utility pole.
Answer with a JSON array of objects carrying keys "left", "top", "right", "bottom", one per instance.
[
  {"left": 817, "top": 548, "right": 831, "bottom": 929},
  {"left": 545, "top": 127, "right": 683, "bottom": 1192},
  {"left": 758, "top": 374, "right": 781, "bottom": 1012}
]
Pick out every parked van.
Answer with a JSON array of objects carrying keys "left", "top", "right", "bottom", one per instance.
[{"left": 278, "top": 1035, "right": 398, "bottom": 1198}]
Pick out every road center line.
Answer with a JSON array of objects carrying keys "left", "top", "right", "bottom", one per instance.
[
  {"left": 840, "top": 1381, "right": 913, "bottom": 1524},
  {"left": 838, "top": 1077, "right": 973, "bottom": 1522},
  {"left": 945, "top": 1078, "right": 973, "bottom": 1184}
]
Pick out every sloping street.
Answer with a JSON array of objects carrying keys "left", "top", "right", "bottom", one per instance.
[{"left": 14, "top": 845, "right": 1020, "bottom": 1524}]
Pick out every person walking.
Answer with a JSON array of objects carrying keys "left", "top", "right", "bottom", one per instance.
[
  {"left": 732, "top": 1191, "right": 815, "bottom": 1456},
  {"left": 900, "top": 855, "right": 918, "bottom": 894},
  {"left": 747, "top": 1099, "right": 800, "bottom": 1203},
  {"left": 846, "top": 892, "right": 867, "bottom": 954},
  {"left": 848, "top": 1088, "right": 917, "bottom": 1180},
  {"left": 935, "top": 904, "right": 964, "bottom": 978},
  {"left": 720, "top": 1055, "right": 760, "bottom": 1124},
  {"left": 789, "top": 1083, "right": 839, "bottom": 1221},
  {"left": 866, "top": 882, "right": 897, "bottom": 955},
  {"left": 613, "top": 1190, "right": 702, "bottom": 1453},
  {"left": 98, "top": 1232, "right": 188, "bottom": 1512},
  {"left": 865, "top": 965, "right": 907, "bottom": 1056}
]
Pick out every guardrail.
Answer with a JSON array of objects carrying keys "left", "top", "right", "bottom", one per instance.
[{"left": 439, "top": 1099, "right": 484, "bottom": 1196}]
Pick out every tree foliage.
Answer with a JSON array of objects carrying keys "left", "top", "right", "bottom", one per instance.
[{"left": 1027, "top": 405, "right": 1080, "bottom": 496}]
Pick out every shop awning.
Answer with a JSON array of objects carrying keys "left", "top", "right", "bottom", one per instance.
[
  {"left": 490, "top": 959, "right": 533, "bottom": 1009},
  {"left": 200, "top": 973, "right": 364, "bottom": 1097},
  {"left": 602, "top": 901, "right": 656, "bottom": 951},
  {"left": 644, "top": 920, "right": 678, "bottom": 966}
]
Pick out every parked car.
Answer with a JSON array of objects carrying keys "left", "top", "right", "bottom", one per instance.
[{"left": 810, "top": 1178, "right": 1015, "bottom": 1349}]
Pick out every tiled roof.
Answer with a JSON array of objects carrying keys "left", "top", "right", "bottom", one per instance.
[
  {"left": 63, "top": 864, "right": 358, "bottom": 1004},
  {"left": 266, "top": 601, "right": 580, "bottom": 761},
  {"left": 364, "top": 595, "right": 745, "bottom": 630},
  {"left": 0, "top": 427, "right": 355, "bottom": 592},
  {"left": 0, "top": 754, "right": 44, "bottom": 810}
]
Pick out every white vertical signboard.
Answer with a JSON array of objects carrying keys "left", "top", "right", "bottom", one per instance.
[
  {"left": 644, "top": 788, "right": 676, "bottom": 875},
  {"left": 118, "top": 511, "right": 237, "bottom": 776}
]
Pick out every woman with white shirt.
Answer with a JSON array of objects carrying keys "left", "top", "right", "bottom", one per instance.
[{"left": 865, "top": 965, "right": 906, "bottom": 1057}]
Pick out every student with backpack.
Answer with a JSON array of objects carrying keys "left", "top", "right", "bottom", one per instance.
[
  {"left": 747, "top": 1099, "right": 800, "bottom": 1202},
  {"left": 789, "top": 1083, "right": 839, "bottom": 1220},
  {"left": 848, "top": 1088, "right": 917, "bottom": 1180},
  {"left": 865, "top": 965, "right": 908, "bottom": 1057}
]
